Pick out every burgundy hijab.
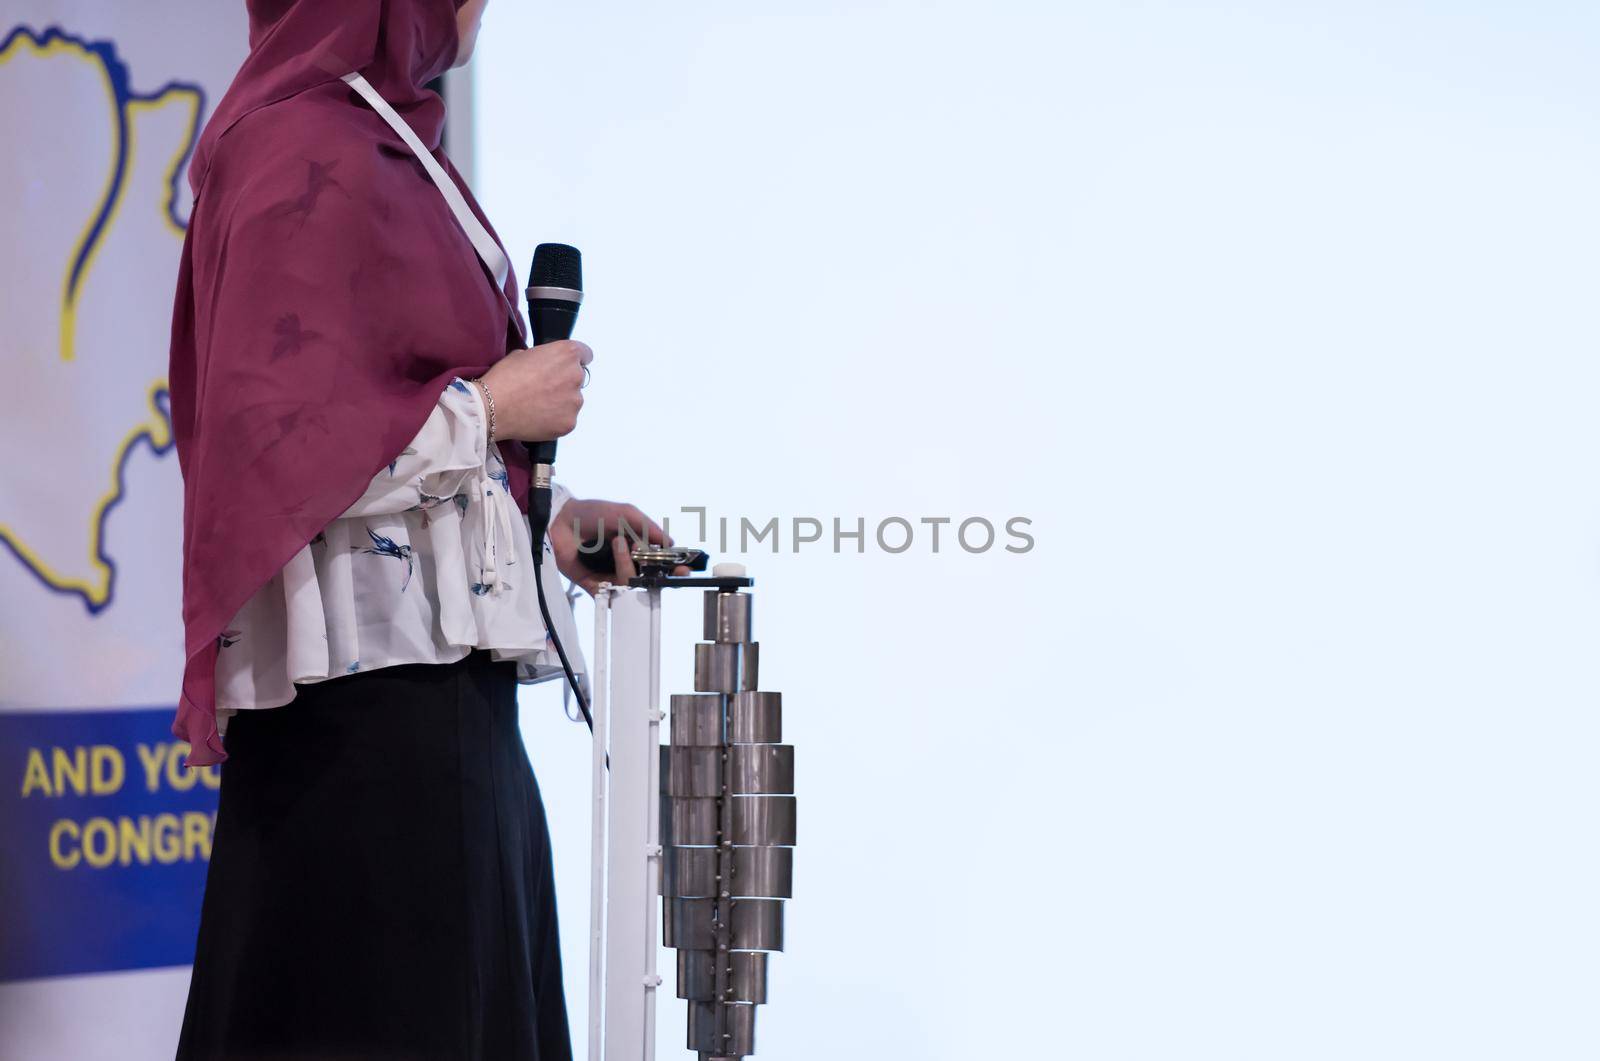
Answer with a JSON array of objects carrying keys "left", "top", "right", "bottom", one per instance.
[{"left": 169, "top": 0, "right": 529, "bottom": 765}]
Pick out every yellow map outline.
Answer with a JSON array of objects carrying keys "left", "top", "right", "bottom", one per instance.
[{"left": 0, "top": 27, "right": 201, "bottom": 610}]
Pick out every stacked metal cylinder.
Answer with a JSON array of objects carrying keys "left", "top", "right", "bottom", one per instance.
[{"left": 661, "top": 587, "right": 794, "bottom": 1060}]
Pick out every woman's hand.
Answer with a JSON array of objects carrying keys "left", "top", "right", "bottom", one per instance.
[
  {"left": 550, "top": 498, "right": 688, "bottom": 596},
  {"left": 476, "top": 340, "right": 592, "bottom": 442}
]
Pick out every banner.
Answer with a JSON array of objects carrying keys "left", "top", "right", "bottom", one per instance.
[
  {"left": 0, "top": 7, "right": 245, "bottom": 1057},
  {"left": 0, "top": 709, "right": 220, "bottom": 982}
]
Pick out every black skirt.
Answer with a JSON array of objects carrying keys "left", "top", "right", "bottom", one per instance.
[{"left": 177, "top": 650, "right": 572, "bottom": 1061}]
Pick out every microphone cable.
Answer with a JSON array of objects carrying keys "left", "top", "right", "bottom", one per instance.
[
  {"left": 532, "top": 543, "right": 592, "bottom": 734},
  {"left": 527, "top": 479, "right": 595, "bottom": 735}
]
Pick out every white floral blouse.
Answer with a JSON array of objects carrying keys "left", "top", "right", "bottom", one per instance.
[{"left": 214, "top": 377, "right": 583, "bottom": 727}]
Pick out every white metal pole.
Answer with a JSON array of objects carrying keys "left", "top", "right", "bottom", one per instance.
[
  {"left": 604, "top": 590, "right": 655, "bottom": 1060},
  {"left": 588, "top": 587, "right": 612, "bottom": 1061},
  {"left": 642, "top": 589, "right": 663, "bottom": 1061}
]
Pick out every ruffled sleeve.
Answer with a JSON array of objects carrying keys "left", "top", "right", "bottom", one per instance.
[
  {"left": 213, "top": 376, "right": 585, "bottom": 722},
  {"left": 341, "top": 378, "right": 487, "bottom": 518}
]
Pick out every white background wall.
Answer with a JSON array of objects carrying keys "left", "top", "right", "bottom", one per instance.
[{"left": 476, "top": 2, "right": 1600, "bottom": 1059}]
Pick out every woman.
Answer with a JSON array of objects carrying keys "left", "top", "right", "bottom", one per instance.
[{"left": 170, "top": 2, "right": 666, "bottom": 1057}]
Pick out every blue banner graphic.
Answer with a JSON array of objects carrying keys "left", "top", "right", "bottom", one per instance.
[{"left": 0, "top": 707, "right": 219, "bottom": 981}]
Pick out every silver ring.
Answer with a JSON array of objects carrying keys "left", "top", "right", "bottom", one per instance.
[{"left": 581, "top": 365, "right": 591, "bottom": 389}]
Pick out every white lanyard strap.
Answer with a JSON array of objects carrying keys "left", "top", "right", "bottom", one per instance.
[{"left": 342, "top": 72, "right": 526, "bottom": 344}]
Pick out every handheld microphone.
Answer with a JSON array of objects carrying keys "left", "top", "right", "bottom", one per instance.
[
  {"left": 524, "top": 242, "right": 583, "bottom": 559},
  {"left": 523, "top": 242, "right": 595, "bottom": 735}
]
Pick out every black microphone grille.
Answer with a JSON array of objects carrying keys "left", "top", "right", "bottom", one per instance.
[{"left": 528, "top": 243, "right": 583, "bottom": 292}]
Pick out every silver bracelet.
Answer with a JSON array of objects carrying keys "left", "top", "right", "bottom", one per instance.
[{"left": 470, "top": 376, "right": 497, "bottom": 442}]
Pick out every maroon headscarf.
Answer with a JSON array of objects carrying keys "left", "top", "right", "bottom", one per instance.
[{"left": 169, "top": 0, "right": 529, "bottom": 765}]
